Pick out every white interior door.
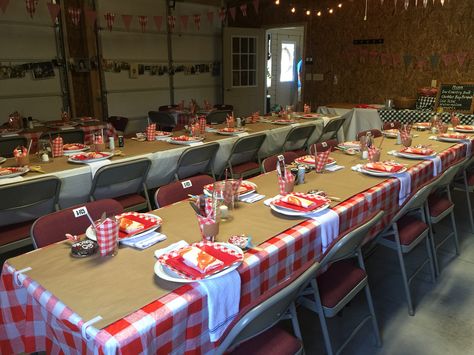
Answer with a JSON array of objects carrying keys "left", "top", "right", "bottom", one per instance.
[{"left": 223, "top": 27, "right": 265, "bottom": 117}]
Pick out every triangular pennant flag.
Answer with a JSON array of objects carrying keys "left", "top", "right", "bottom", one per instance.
[
  {"left": 218, "top": 8, "right": 226, "bottom": 21},
  {"left": 207, "top": 11, "right": 214, "bottom": 24},
  {"left": 138, "top": 15, "right": 148, "bottom": 32},
  {"left": 441, "top": 53, "right": 455, "bottom": 66},
  {"left": 84, "top": 8, "right": 97, "bottom": 25},
  {"left": 68, "top": 7, "right": 81, "bottom": 26},
  {"left": 168, "top": 15, "right": 176, "bottom": 31},
  {"left": 404, "top": 0, "right": 409, "bottom": 9},
  {"left": 153, "top": 15, "right": 163, "bottom": 31},
  {"left": 180, "top": 15, "right": 189, "bottom": 31},
  {"left": 240, "top": 4, "right": 247, "bottom": 16},
  {"left": 46, "top": 3, "right": 60, "bottom": 23},
  {"left": 456, "top": 52, "right": 468, "bottom": 67},
  {"left": 441, "top": 0, "right": 445, "bottom": 5},
  {"left": 229, "top": 7, "right": 236, "bottom": 21},
  {"left": 392, "top": 53, "right": 402, "bottom": 66},
  {"left": 403, "top": 54, "right": 413, "bottom": 67},
  {"left": 104, "top": 12, "right": 115, "bottom": 31},
  {"left": 430, "top": 54, "right": 440, "bottom": 69},
  {"left": 122, "top": 14, "right": 133, "bottom": 31},
  {"left": 381, "top": 0, "right": 384, "bottom": 4},
  {"left": 193, "top": 14, "right": 201, "bottom": 31},
  {"left": 415, "top": 0, "right": 418, "bottom": 6},
  {"left": 253, "top": 0, "right": 259, "bottom": 13},
  {"left": 380, "top": 53, "right": 392, "bottom": 66},
  {"left": 423, "top": 0, "right": 428, "bottom": 7},
  {"left": 25, "top": 0, "right": 38, "bottom": 18},
  {"left": 0, "top": 0, "right": 10, "bottom": 14},
  {"left": 416, "top": 58, "right": 427, "bottom": 71},
  {"left": 394, "top": 0, "right": 398, "bottom": 7}
]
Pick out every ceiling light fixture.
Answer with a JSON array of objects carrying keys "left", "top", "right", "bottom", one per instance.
[
  {"left": 329, "top": 8, "right": 334, "bottom": 14},
  {"left": 338, "top": 3, "right": 342, "bottom": 8},
  {"left": 317, "top": 11, "right": 322, "bottom": 16},
  {"left": 291, "top": 7, "right": 296, "bottom": 13},
  {"left": 275, "top": 0, "right": 280, "bottom": 5},
  {"left": 306, "top": 9, "right": 311, "bottom": 15}
]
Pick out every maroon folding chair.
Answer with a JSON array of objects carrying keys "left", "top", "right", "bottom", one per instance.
[
  {"left": 309, "top": 139, "right": 338, "bottom": 154},
  {"left": 261, "top": 152, "right": 299, "bottom": 173},
  {"left": 31, "top": 199, "right": 123, "bottom": 248},
  {"left": 108, "top": 116, "right": 129, "bottom": 133},
  {"left": 357, "top": 129, "right": 382, "bottom": 140},
  {"left": 154, "top": 174, "right": 215, "bottom": 208}
]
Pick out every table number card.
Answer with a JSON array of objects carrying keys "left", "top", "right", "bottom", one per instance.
[
  {"left": 73, "top": 206, "right": 89, "bottom": 218},
  {"left": 181, "top": 180, "right": 192, "bottom": 188}
]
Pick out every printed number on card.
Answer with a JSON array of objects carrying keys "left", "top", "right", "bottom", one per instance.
[
  {"left": 73, "top": 206, "right": 89, "bottom": 218},
  {"left": 181, "top": 180, "right": 192, "bottom": 188}
]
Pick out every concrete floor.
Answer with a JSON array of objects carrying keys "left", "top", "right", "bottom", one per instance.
[
  {"left": 294, "top": 190, "right": 474, "bottom": 355},
  {"left": 1, "top": 191, "right": 474, "bottom": 355}
]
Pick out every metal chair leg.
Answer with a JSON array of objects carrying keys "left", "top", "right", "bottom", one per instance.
[
  {"left": 462, "top": 170, "right": 474, "bottom": 233},
  {"left": 364, "top": 284, "right": 382, "bottom": 347},
  {"left": 450, "top": 211, "right": 460, "bottom": 256},
  {"left": 424, "top": 205, "right": 440, "bottom": 277},
  {"left": 395, "top": 243, "right": 415, "bottom": 316},
  {"left": 289, "top": 302, "right": 303, "bottom": 341},
  {"left": 311, "top": 279, "right": 334, "bottom": 355},
  {"left": 425, "top": 236, "right": 437, "bottom": 283}
]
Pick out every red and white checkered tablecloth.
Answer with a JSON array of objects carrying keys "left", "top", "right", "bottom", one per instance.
[
  {"left": 21, "top": 123, "right": 117, "bottom": 154},
  {"left": 0, "top": 140, "right": 470, "bottom": 354}
]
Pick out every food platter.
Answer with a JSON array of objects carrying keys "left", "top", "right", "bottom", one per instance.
[
  {"left": 0, "top": 167, "right": 29, "bottom": 179},
  {"left": 68, "top": 151, "right": 113, "bottom": 163}
]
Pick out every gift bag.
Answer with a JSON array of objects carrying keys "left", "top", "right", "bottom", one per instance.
[
  {"left": 96, "top": 218, "right": 119, "bottom": 257},
  {"left": 315, "top": 150, "right": 331, "bottom": 173},
  {"left": 199, "top": 116, "right": 206, "bottom": 134}
]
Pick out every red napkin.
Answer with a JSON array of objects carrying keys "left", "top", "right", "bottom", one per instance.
[
  {"left": 273, "top": 193, "right": 329, "bottom": 212},
  {"left": 364, "top": 162, "right": 404, "bottom": 173},
  {"left": 402, "top": 147, "right": 434, "bottom": 155},
  {"left": 355, "top": 104, "right": 378, "bottom": 109},
  {"left": 278, "top": 170, "right": 294, "bottom": 195},
  {"left": 315, "top": 150, "right": 331, "bottom": 173}
]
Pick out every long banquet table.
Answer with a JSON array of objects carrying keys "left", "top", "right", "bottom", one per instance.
[
  {"left": 0, "top": 116, "right": 337, "bottom": 208},
  {"left": 1, "top": 130, "right": 471, "bottom": 354}
]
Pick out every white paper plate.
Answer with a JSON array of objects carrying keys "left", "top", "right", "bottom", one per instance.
[
  {"left": 68, "top": 152, "right": 113, "bottom": 163},
  {"left": 382, "top": 130, "right": 398, "bottom": 138},
  {"left": 455, "top": 126, "right": 474, "bottom": 133},
  {"left": 269, "top": 200, "right": 330, "bottom": 217},
  {"left": 0, "top": 157, "right": 6, "bottom": 164},
  {"left": 167, "top": 137, "right": 204, "bottom": 145},
  {"left": 203, "top": 180, "right": 257, "bottom": 198},
  {"left": 360, "top": 166, "right": 407, "bottom": 177},
  {"left": 0, "top": 167, "right": 29, "bottom": 179},
  {"left": 155, "top": 132, "right": 172, "bottom": 140},
  {"left": 272, "top": 120, "right": 296, "bottom": 125},
  {"left": 437, "top": 136, "right": 470, "bottom": 142},
  {"left": 397, "top": 151, "right": 437, "bottom": 159},
  {"left": 63, "top": 145, "right": 90, "bottom": 155},
  {"left": 86, "top": 213, "right": 162, "bottom": 241},
  {"left": 154, "top": 242, "right": 243, "bottom": 283},
  {"left": 216, "top": 129, "right": 246, "bottom": 136}
]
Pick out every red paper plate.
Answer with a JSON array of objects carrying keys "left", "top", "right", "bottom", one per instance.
[
  {"left": 272, "top": 192, "right": 330, "bottom": 212},
  {"left": 115, "top": 212, "right": 162, "bottom": 239},
  {"left": 158, "top": 241, "right": 243, "bottom": 280},
  {"left": 63, "top": 143, "right": 88, "bottom": 151}
]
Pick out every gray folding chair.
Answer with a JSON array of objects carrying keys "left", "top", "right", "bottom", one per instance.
[
  {"left": 206, "top": 110, "right": 232, "bottom": 124},
  {"left": 174, "top": 142, "right": 219, "bottom": 180},
  {"left": 216, "top": 261, "right": 319, "bottom": 354},
  {"left": 0, "top": 136, "right": 28, "bottom": 157},
  {"left": 89, "top": 158, "right": 152, "bottom": 212},
  {"left": 426, "top": 159, "right": 464, "bottom": 276},
  {"left": 0, "top": 176, "right": 61, "bottom": 253},
  {"left": 453, "top": 156, "right": 474, "bottom": 232},
  {"left": 40, "top": 129, "right": 85, "bottom": 144},
  {"left": 316, "top": 116, "right": 346, "bottom": 143},
  {"left": 225, "top": 133, "right": 266, "bottom": 179},
  {"left": 298, "top": 211, "right": 384, "bottom": 355},
  {"left": 377, "top": 179, "right": 438, "bottom": 315},
  {"left": 282, "top": 124, "right": 316, "bottom": 155},
  {"left": 148, "top": 111, "right": 176, "bottom": 132}
]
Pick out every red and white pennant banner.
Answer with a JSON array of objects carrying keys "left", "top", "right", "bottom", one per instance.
[
  {"left": 0, "top": 0, "right": 9, "bottom": 14},
  {"left": 104, "top": 12, "right": 115, "bottom": 31},
  {"left": 153, "top": 15, "right": 163, "bottom": 31},
  {"left": 138, "top": 15, "right": 148, "bottom": 32},
  {"left": 193, "top": 14, "right": 201, "bottom": 31},
  {"left": 122, "top": 14, "right": 133, "bottom": 31},
  {"left": 25, "top": 0, "right": 38, "bottom": 18},
  {"left": 253, "top": 0, "right": 259, "bottom": 13},
  {"left": 218, "top": 8, "right": 226, "bottom": 21},
  {"left": 228, "top": 7, "right": 236, "bottom": 21},
  {"left": 68, "top": 7, "right": 81, "bottom": 26},
  {"left": 207, "top": 11, "right": 214, "bottom": 24},
  {"left": 240, "top": 4, "right": 247, "bottom": 16},
  {"left": 46, "top": 2, "right": 60, "bottom": 23}
]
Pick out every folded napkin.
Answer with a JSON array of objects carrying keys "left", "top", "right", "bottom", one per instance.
[
  {"left": 273, "top": 193, "right": 329, "bottom": 212},
  {"left": 395, "top": 172, "right": 411, "bottom": 205},
  {"left": 154, "top": 240, "right": 189, "bottom": 259},
  {"left": 87, "top": 159, "right": 112, "bottom": 178},
  {"left": 307, "top": 208, "right": 340, "bottom": 253},
  {"left": 198, "top": 270, "right": 241, "bottom": 342},
  {"left": 465, "top": 140, "right": 472, "bottom": 157},
  {"left": 427, "top": 155, "right": 442, "bottom": 177},
  {"left": 279, "top": 194, "right": 318, "bottom": 209},
  {"left": 325, "top": 164, "right": 344, "bottom": 172},
  {"left": 239, "top": 192, "right": 265, "bottom": 203},
  {"left": 121, "top": 231, "right": 167, "bottom": 249},
  {"left": 364, "top": 162, "right": 404, "bottom": 173},
  {"left": 402, "top": 147, "right": 434, "bottom": 156}
]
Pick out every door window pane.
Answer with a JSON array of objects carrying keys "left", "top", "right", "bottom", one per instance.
[
  {"left": 280, "top": 42, "right": 295, "bottom": 82},
  {"left": 231, "top": 36, "right": 257, "bottom": 88}
]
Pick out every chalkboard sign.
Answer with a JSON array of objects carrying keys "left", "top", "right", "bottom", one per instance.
[{"left": 436, "top": 83, "right": 474, "bottom": 113}]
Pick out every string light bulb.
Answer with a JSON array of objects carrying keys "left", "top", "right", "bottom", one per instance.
[
  {"left": 329, "top": 8, "right": 334, "bottom": 14},
  {"left": 338, "top": 3, "right": 342, "bottom": 8},
  {"left": 316, "top": 10, "right": 322, "bottom": 16},
  {"left": 291, "top": 7, "right": 296, "bottom": 13},
  {"left": 275, "top": 0, "right": 279, "bottom": 5},
  {"left": 306, "top": 9, "right": 311, "bottom": 15}
]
